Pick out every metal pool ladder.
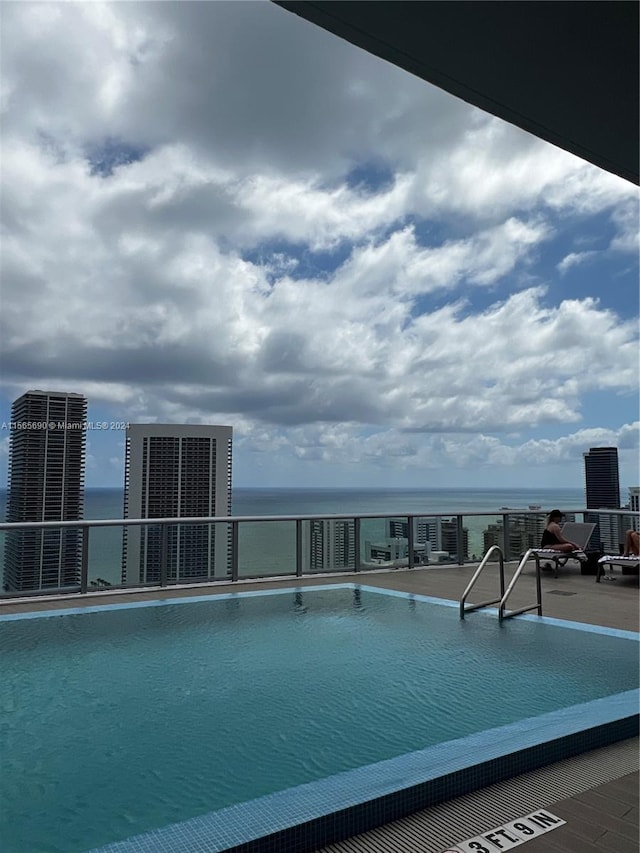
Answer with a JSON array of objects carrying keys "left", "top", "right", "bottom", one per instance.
[
  {"left": 460, "top": 546, "right": 543, "bottom": 621},
  {"left": 459, "top": 545, "right": 505, "bottom": 618},
  {"left": 498, "top": 548, "right": 543, "bottom": 621}
]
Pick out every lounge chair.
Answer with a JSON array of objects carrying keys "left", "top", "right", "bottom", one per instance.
[
  {"left": 596, "top": 554, "right": 640, "bottom": 583},
  {"left": 531, "top": 522, "right": 596, "bottom": 579}
]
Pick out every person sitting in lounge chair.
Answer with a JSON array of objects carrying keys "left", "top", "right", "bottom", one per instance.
[
  {"left": 623, "top": 529, "right": 640, "bottom": 557},
  {"left": 540, "top": 510, "right": 581, "bottom": 553}
]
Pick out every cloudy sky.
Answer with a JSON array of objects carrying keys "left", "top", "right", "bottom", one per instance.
[{"left": 1, "top": 1, "right": 638, "bottom": 490}]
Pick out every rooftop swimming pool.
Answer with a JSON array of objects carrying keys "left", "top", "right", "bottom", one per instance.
[{"left": 1, "top": 585, "right": 638, "bottom": 853}]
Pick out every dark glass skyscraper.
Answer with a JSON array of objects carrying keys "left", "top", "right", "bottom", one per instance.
[
  {"left": 584, "top": 446, "right": 621, "bottom": 551},
  {"left": 4, "top": 390, "right": 87, "bottom": 592},
  {"left": 584, "top": 447, "right": 620, "bottom": 508}
]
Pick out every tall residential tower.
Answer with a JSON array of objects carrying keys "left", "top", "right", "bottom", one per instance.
[
  {"left": 4, "top": 390, "right": 87, "bottom": 592},
  {"left": 122, "top": 424, "right": 233, "bottom": 584}
]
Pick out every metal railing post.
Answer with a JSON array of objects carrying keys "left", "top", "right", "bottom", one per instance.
[
  {"left": 296, "top": 519, "right": 303, "bottom": 576},
  {"left": 407, "top": 516, "right": 415, "bottom": 569},
  {"left": 160, "top": 523, "right": 168, "bottom": 587},
  {"left": 80, "top": 526, "right": 89, "bottom": 594},
  {"left": 230, "top": 521, "right": 239, "bottom": 581},
  {"left": 456, "top": 514, "right": 464, "bottom": 564},
  {"left": 502, "top": 513, "right": 510, "bottom": 562}
]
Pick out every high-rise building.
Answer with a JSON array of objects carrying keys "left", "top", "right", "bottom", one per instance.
[
  {"left": 441, "top": 520, "right": 469, "bottom": 561},
  {"left": 490, "top": 509, "right": 548, "bottom": 555},
  {"left": 584, "top": 447, "right": 621, "bottom": 550},
  {"left": 584, "top": 447, "right": 620, "bottom": 508},
  {"left": 388, "top": 517, "right": 442, "bottom": 550},
  {"left": 307, "top": 519, "right": 355, "bottom": 571},
  {"left": 122, "top": 424, "right": 233, "bottom": 584},
  {"left": 482, "top": 514, "right": 541, "bottom": 559},
  {"left": 364, "top": 535, "right": 429, "bottom": 566},
  {"left": 388, "top": 517, "right": 468, "bottom": 561},
  {"left": 4, "top": 390, "right": 87, "bottom": 592}
]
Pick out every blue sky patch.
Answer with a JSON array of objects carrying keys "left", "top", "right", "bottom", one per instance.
[
  {"left": 344, "top": 160, "right": 395, "bottom": 194},
  {"left": 243, "top": 240, "right": 353, "bottom": 282},
  {"left": 86, "top": 138, "right": 150, "bottom": 177}
]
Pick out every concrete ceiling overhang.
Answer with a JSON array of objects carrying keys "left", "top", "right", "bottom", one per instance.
[{"left": 274, "top": 1, "right": 639, "bottom": 185}]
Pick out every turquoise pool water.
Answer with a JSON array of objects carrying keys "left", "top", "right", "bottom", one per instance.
[{"left": 0, "top": 585, "right": 638, "bottom": 853}]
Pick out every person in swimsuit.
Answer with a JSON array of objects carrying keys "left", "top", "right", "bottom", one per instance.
[
  {"left": 540, "top": 510, "right": 581, "bottom": 552},
  {"left": 623, "top": 529, "right": 639, "bottom": 557}
]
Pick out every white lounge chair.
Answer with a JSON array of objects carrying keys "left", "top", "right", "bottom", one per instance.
[
  {"left": 596, "top": 554, "right": 640, "bottom": 583},
  {"left": 531, "top": 522, "right": 596, "bottom": 579}
]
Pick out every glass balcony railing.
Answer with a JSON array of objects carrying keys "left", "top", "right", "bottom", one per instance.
[{"left": 0, "top": 508, "right": 637, "bottom": 599}]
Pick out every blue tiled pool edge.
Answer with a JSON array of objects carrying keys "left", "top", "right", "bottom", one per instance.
[{"left": 225, "top": 715, "right": 639, "bottom": 853}]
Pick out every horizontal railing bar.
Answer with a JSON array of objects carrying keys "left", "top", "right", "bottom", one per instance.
[
  {"left": 463, "top": 597, "right": 503, "bottom": 612},
  {"left": 0, "top": 569, "right": 379, "bottom": 604},
  {"left": 501, "top": 603, "right": 542, "bottom": 619},
  {"left": 0, "top": 507, "right": 634, "bottom": 532}
]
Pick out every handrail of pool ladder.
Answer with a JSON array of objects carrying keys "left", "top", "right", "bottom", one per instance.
[
  {"left": 498, "top": 549, "right": 543, "bottom": 621},
  {"left": 459, "top": 545, "right": 506, "bottom": 618}
]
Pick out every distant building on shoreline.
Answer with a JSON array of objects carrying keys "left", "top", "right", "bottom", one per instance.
[
  {"left": 121, "top": 424, "right": 233, "bottom": 584},
  {"left": 482, "top": 507, "right": 551, "bottom": 557},
  {"left": 388, "top": 517, "right": 442, "bottom": 550},
  {"left": 387, "top": 517, "right": 468, "bottom": 562},
  {"left": 4, "top": 390, "right": 87, "bottom": 592},
  {"left": 307, "top": 519, "right": 355, "bottom": 571},
  {"left": 441, "top": 519, "right": 469, "bottom": 562}
]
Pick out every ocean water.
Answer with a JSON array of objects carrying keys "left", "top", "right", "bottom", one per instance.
[{"left": 1, "top": 487, "right": 585, "bottom": 588}]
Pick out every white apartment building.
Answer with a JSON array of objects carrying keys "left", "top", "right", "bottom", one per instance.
[
  {"left": 122, "top": 424, "right": 233, "bottom": 584},
  {"left": 306, "top": 519, "right": 355, "bottom": 572},
  {"left": 387, "top": 517, "right": 442, "bottom": 549}
]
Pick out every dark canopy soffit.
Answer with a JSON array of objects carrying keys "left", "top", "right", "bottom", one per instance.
[{"left": 275, "top": 1, "right": 639, "bottom": 185}]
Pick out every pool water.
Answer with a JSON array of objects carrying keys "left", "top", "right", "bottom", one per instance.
[{"left": 0, "top": 586, "right": 637, "bottom": 853}]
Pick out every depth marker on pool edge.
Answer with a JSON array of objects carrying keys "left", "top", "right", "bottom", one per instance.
[{"left": 443, "top": 809, "right": 567, "bottom": 852}]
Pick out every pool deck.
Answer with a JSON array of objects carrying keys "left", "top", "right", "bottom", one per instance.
[
  {"left": 2, "top": 559, "right": 637, "bottom": 631},
  {"left": 1, "top": 562, "right": 638, "bottom": 853}
]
